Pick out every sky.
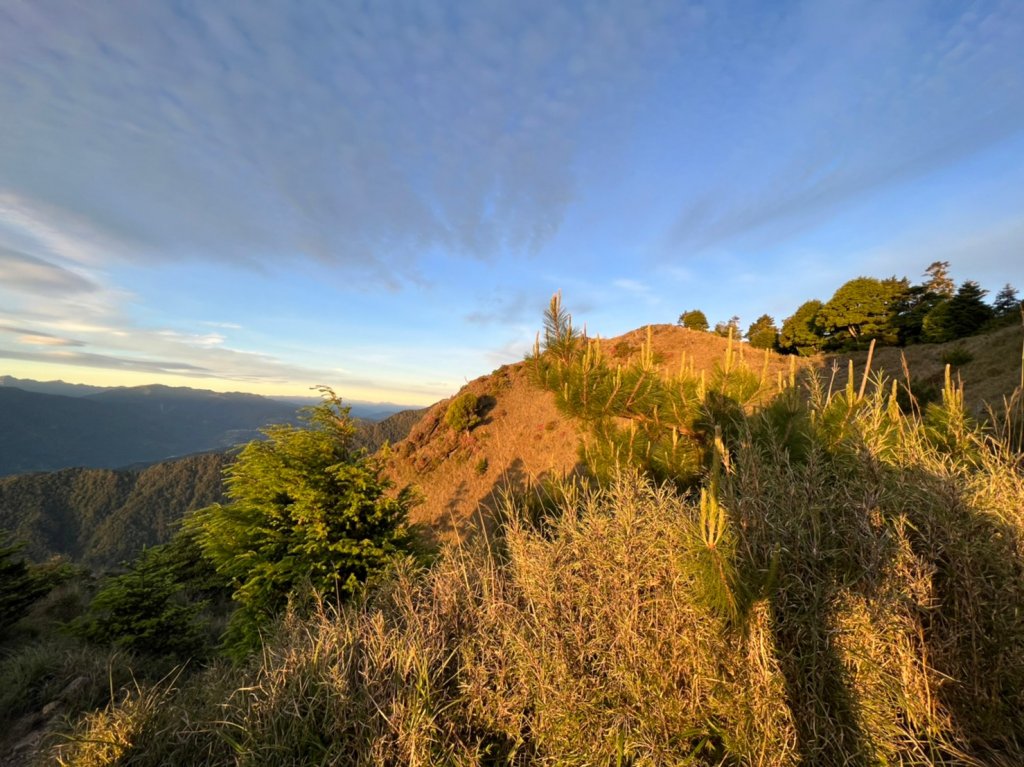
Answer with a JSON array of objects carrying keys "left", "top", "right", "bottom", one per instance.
[{"left": 1, "top": 0, "right": 1023, "bottom": 406}]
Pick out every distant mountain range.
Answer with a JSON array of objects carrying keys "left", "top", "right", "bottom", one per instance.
[
  {"left": 0, "top": 378, "right": 422, "bottom": 476},
  {"left": 0, "top": 376, "right": 414, "bottom": 421}
]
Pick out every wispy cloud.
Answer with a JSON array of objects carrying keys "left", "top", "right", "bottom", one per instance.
[
  {"left": 0, "top": 0, "right": 690, "bottom": 279},
  {"left": 0, "top": 246, "right": 99, "bottom": 296}
]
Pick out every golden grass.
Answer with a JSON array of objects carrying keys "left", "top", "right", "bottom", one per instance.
[{"left": 50, "top": 345, "right": 1024, "bottom": 766}]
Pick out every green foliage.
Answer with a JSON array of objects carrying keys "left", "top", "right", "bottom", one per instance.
[
  {"left": 778, "top": 299, "right": 824, "bottom": 355},
  {"left": 923, "top": 281, "right": 995, "bottom": 342},
  {"left": 921, "top": 299, "right": 954, "bottom": 342},
  {"left": 540, "top": 290, "right": 581, "bottom": 363},
  {"left": 532, "top": 308, "right": 777, "bottom": 485},
  {"left": 187, "top": 390, "right": 419, "bottom": 657},
  {"left": 72, "top": 530, "right": 226, "bottom": 659},
  {"left": 0, "top": 532, "right": 52, "bottom": 636},
  {"left": 445, "top": 391, "right": 481, "bottom": 432},
  {"left": 678, "top": 309, "right": 709, "bottom": 332},
  {"left": 746, "top": 313, "right": 779, "bottom": 350},
  {"left": 947, "top": 279, "right": 994, "bottom": 337},
  {"left": 817, "top": 276, "right": 907, "bottom": 347}
]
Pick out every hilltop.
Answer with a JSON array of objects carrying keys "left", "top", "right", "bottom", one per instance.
[
  {"left": 387, "top": 324, "right": 805, "bottom": 539},
  {"left": 387, "top": 321, "right": 1023, "bottom": 543}
]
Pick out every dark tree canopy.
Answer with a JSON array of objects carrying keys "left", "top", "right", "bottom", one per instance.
[
  {"left": 746, "top": 314, "right": 779, "bottom": 350},
  {"left": 678, "top": 309, "right": 709, "bottom": 332}
]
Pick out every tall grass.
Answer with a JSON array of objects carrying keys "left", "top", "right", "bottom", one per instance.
[{"left": 51, "top": 349, "right": 1024, "bottom": 766}]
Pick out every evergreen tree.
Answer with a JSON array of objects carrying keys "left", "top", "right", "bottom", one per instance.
[
  {"left": 993, "top": 284, "right": 1021, "bottom": 318},
  {"left": 922, "top": 300, "right": 955, "bottom": 343},
  {"left": 891, "top": 285, "right": 942, "bottom": 345},
  {"left": 678, "top": 309, "right": 709, "bottom": 332},
  {"left": 746, "top": 314, "right": 779, "bottom": 350},
  {"left": 817, "top": 276, "right": 907, "bottom": 347},
  {"left": 73, "top": 531, "right": 222, "bottom": 659},
  {"left": 187, "top": 390, "right": 419, "bottom": 656},
  {"left": 946, "top": 280, "right": 993, "bottom": 338},
  {"left": 778, "top": 300, "right": 825, "bottom": 356}
]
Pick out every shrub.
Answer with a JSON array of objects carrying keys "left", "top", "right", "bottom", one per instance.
[{"left": 445, "top": 392, "right": 481, "bottom": 432}]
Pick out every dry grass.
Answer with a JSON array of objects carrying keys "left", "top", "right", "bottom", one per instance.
[{"left": 49, "top": 339, "right": 1024, "bottom": 766}]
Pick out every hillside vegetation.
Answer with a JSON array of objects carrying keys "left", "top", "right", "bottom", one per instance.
[
  {"left": 0, "top": 452, "right": 229, "bottom": 568},
  {"left": 29, "top": 298, "right": 1024, "bottom": 767}
]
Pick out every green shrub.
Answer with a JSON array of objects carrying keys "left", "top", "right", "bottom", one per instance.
[
  {"left": 445, "top": 392, "right": 481, "bottom": 432},
  {"left": 71, "top": 532, "right": 224, "bottom": 659}
]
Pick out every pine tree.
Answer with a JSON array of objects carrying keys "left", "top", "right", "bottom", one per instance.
[
  {"left": 714, "top": 316, "right": 741, "bottom": 338},
  {"left": 541, "top": 292, "right": 582, "bottom": 363},
  {"left": 946, "top": 280, "right": 993, "bottom": 338},
  {"left": 0, "top": 532, "right": 48, "bottom": 636},
  {"left": 993, "top": 284, "right": 1021, "bottom": 318}
]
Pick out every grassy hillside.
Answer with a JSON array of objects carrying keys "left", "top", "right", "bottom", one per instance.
[
  {"left": 4, "top": 320, "right": 1023, "bottom": 766},
  {"left": 39, "top": 321, "right": 1024, "bottom": 766},
  {"left": 827, "top": 322, "right": 1024, "bottom": 413},
  {"left": 387, "top": 324, "right": 805, "bottom": 540}
]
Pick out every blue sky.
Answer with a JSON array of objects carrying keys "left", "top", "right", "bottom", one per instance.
[{"left": 1, "top": 0, "right": 1022, "bottom": 406}]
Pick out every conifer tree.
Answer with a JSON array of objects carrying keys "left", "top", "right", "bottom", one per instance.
[
  {"left": 923, "top": 260, "right": 955, "bottom": 298},
  {"left": 714, "top": 316, "right": 741, "bottom": 338},
  {"left": 993, "top": 284, "right": 1020, "bottom": 318},
  {"left": 188, "top": 390, "right": 418, "bottom": 656},
  {"left": 946, "top": 280, "right": 993, "bottom": 338},
  {"left": 0, "top": 532, "right": 48, "bottom": 636}
]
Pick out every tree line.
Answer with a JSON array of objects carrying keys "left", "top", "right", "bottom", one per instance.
[{"left": 679, "top": 261, "right": 1021, "bottom": 354}]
